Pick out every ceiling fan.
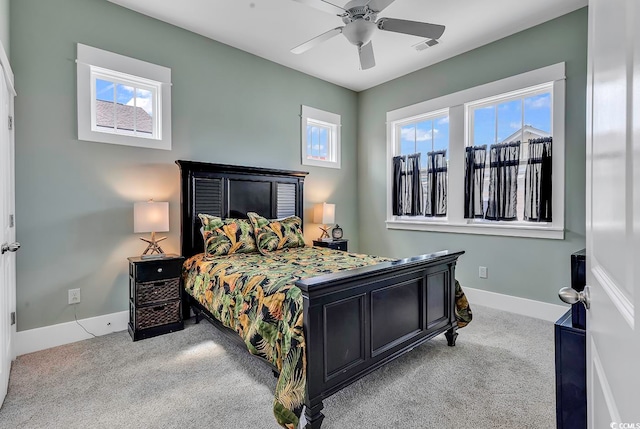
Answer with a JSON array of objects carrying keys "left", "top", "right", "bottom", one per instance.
[{"left": 291, "top": 0, "right": 445, "bottom": 70}]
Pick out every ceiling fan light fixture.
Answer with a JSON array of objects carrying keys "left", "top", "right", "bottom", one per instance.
[{"left": 342, "top": 19, "right": 377, "bottom": 46}]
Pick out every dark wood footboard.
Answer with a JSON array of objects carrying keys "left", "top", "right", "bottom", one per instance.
[{"left": 296, "top": 250, "right": 464, "bottom": 429}]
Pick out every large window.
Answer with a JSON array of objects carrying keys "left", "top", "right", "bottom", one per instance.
[
  {"left": 301, "top": 105, "right": 341, "bottom": 169},
  {"left": 387, "top": 64, "right": 565, "bottom": 239},
  {"left": 467, "top": 84, "right": 553, "bottom": 222},
  {"left": 77, "top": 44, "right": 172, "bottom": 150},
  {"left": 393, "top": 110, "right": 449, "bottom": 217}
]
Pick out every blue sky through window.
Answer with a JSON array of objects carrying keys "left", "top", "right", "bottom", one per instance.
[
  {"left": 96, "top": 79, "right": 114, "bottom": 102},
  {"left": 400, "top": 115, "right": 449, "bottom": 168},
  {"left": 95, "top": 78, "right": 154, "bottom": 115},
  {"left": 473, "top": 91, "right": 551, "bottom": 150},
  {"left": 307, "top": 124, "right": 328, "bottom": 160}
]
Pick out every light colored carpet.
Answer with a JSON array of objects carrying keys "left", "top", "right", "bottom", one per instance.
[{"left": 0, "top": 305, "right": 555, "bottom": 429}]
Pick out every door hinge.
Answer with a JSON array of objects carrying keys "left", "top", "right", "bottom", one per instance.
[
  {"left": 9, "top": 214, "right": 14, "bottom": 228},
  {"left": 10, "top": 312, "right": 15, "bottom": 326},
  {"left": 8, "top": 115, "right": 13, "bottom": 131}
]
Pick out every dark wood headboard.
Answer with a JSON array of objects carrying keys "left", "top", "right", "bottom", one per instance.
[{"left": 176, "top": 160, "right": 309, "bottom": 259}]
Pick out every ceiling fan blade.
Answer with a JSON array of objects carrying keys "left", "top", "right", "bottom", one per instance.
[
  {"left": 293, "top": 0, "right": 346, "bottom": 16},
  {"left": 377, "top": 18, "right": 445, "bottom": 39},
  {"left": 358, "top": 41, "right": 376, "bottom": 70},
  {"left": 291, "top": 27, "right": 343, "bottom": 54},
  {"left": 366, "top": 0, "right": 396, "bottom": 13}
]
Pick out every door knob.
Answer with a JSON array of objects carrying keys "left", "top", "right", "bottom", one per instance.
[
  {"left": 1, "top": 242, "right": 20, "bottom": 255},
  {"left": 558, "top": 286, "right": 590, "bottom": 310}
]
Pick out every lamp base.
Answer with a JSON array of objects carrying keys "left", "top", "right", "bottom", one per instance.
[
  {"left": 318, "top": 225, "right": 331, "bottom": 240},
  {"left": 140, "top": 232, "right": 167, "bottom": 258}
]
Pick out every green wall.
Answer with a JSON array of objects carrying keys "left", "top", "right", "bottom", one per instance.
[
  {"left": 357, "top": 8, "right": 588, "bottom": 305},
  {"left": 10, "top": 0, "right": 359, "bottom": 331},
  {"left": 10, "top": 0, "right": 588, "bottom": 331},
  {"left": 0, "top": 0, "right": 8, "bottom": 56}
]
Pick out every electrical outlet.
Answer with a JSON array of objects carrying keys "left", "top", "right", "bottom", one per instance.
[
  {"left": 479, "top": 266, "right": 488, "bottom": 279},
  {"left": 68, "top": 288, "right": 81, "bottom": 305}
]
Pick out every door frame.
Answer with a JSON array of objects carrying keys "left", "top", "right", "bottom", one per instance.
[{"left": 0, "top": 39, "right": 16, "bottom": 365}]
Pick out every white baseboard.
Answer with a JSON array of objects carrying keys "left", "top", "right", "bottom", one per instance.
[
  {"left": 463, "top": 287, "right": 569, "bottom": 322},
  {"left": 14, "top": 311, "right": 128, "bottom": 357},
  {"left": 12, "top": 288, "right": 566, "bottom": 356}
]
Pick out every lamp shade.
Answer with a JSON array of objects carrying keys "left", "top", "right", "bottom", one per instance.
[
  {"left": 134, "top": 201, "right": 169, "bottom": 233},
  {"left": 313, "top": 202, "right": 335, "bottom": 225}
]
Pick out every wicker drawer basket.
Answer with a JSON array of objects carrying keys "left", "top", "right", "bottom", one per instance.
[
  {"left": 134, "top": 301, "right": 181, "bottom": 330},
  {"left": 136, "top": 278, "right": 180, "bottom": 305}
]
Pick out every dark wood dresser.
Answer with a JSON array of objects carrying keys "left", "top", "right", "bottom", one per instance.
[
  {"left": 555, "top": 309, "right": 586, "bottom": 429},
  {"left": 128, "top": 254, "right": 185, "bottom": 341}
]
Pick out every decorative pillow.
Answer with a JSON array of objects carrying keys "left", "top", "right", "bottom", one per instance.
[
  {"left": 198, "top": 214, "right": 257, "bottom": 257},
  {"left": 247, "top": 212, "right": 306, "bottom": 255}
]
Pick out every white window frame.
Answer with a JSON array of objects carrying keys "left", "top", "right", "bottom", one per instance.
[
  {"left": 386, "top": 63, "right": 566, "bottom": 239},
  {"left": 301, "top": 105, "right": 341, "bottom": 169},
  {"left": 77, "top": 44, "right": 172, "bottom": 150},
  {"left": 394, "top": 108, "right": 450, "bottom": 219}
]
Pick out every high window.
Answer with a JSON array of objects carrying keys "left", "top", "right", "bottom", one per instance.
[
  {"left": 77, "top": 44, "right": 172, "bottom": 150},
  {"left": 301, "top": 105, "right": 341, "bottom": 169},
  {"left": 387, "top": 64, "right": 565, "bottom": 239}
]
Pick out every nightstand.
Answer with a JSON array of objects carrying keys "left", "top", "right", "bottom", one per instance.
[
  {"left": 313, "top": 239, "right": 348, "bottom": 252},
  {"left": 128, "top": 254, "right": 185, "bottom": 341}
]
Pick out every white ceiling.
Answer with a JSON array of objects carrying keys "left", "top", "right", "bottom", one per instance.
[{"left": 106, "top": 0, "right": 587, "bottom": 92}]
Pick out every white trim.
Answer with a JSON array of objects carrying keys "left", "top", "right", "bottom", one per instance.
[
  {"left": 592, "top": 259, "right": 635, "bottom": 329},
  {"left": 77, "top": 44, "right": 172, "bottom": 150},
  {"left": 301, "top": 105, "right": 341, "bottom": 169},
  {"left": 14, "top": 311, "right": 128, "bottom": 356},
  {"left": 590, "top": 338, "right": 621, "bottom": 424},
  {"left": 386, "top": 63, "right": 565, "bottom": 122},
  {"left": 0, "top": 40, "right": 15, "bottom": 96},
  {"left": 463, "top": 287, "right": 569, "bottom": 322},
  {"left": 386, "top": 219, "right": 564, "bottom": 239},
  {"left": 386, "top": 63, "right": 566, "bottom": 239}
]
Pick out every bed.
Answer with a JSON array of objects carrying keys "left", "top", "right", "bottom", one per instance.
[{"left": 176, "top": 160, "right": 470, "bottom": 429}]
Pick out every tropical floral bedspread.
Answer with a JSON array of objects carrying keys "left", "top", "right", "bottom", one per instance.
[{"left": 182, "top": 247, "right": 473, "bottom": 429}]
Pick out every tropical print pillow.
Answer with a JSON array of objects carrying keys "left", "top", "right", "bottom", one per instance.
[
  {"left": 247, "top": 212, "right": 306, "bottom": 255},
  {"left": 198, "top": 214, "right": 257, "bottom": 257}
]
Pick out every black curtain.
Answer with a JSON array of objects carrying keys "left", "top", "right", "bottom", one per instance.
[
  {"left": 486, "top": 142, "right": 521, "bottom": 221},
  {"left": 392, "top": 154, "right": 423, "bottom": 216},
  {"left": 464, "top": 146, "right": 487, "bottom": 219},
  {"left": 524, "top": 137, "right": 552, "bottom": 222},
  {"left": 392, "top": 155, "right": 405, "bottom": 216},
  {"left": 424, "top": 150, "right": 447, "bottom": 217},
  {"left": 406, "top": 153, "right": 423, "bottom": 216}
]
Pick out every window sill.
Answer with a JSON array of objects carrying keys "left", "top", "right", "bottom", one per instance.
[
  {"left": 386, "top": 219, "right": 564, "bottom": 240},
  {"left": 302, "top": 158, "right": 341, "bottom": 169}
]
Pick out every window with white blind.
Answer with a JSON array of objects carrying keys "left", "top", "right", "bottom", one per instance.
[{"left": 387, "top": 63, "right": 565, "bottom": 239}]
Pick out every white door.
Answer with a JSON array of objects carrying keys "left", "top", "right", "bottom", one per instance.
[
  {"left": 586, "top": 0, "right": 640, "bottom": 425},
  {"left": 0, "top": 56, "right": 17, "bottom": 406}
]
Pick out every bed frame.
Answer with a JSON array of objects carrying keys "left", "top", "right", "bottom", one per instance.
[{"left": 176, "top": 160, "right": 464, "bottom": 429}]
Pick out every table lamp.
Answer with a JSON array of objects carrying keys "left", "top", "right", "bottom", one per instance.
[
  {"left": 313, "top": 202, "right": 335, "bottom": 241},
  {"left": 134, "top": 200, "right": 169, "bottom": 259}
]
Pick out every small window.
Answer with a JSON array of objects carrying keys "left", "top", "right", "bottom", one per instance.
[
  {"left": 301, "top": 105, "right": 341, "bottom": 169},
  {"left": 77, "top": 44, "right": 171, "bottom": 150},
  {"left": 92, "top": 70, "right": 159, "bottom": 138}
]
